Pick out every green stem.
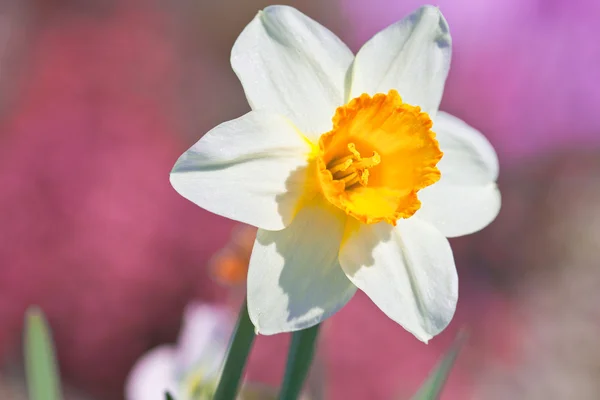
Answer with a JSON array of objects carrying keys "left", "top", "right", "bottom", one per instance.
[
  {"left": 278, "top": 324, "right": 321, "bottom": 400},
  {"left": 213, "top": 301, "right": 256, "bottom": 400}
]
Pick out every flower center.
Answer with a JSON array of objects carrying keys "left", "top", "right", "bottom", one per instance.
[
  {"left": 316, "top": 90, "right": 443, "bottom": 225},
  {"left": 327, "top": 143, "right": 381, "bottom": 189}
]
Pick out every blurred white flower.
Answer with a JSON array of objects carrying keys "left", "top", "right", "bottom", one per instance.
[
  {"left": 171, "top": 5, "right": 500, "bottom": 342},
  {"left": 125, "top": 303, "right": 233, "bottom": 400}
]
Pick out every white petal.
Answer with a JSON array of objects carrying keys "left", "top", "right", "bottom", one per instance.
[
  {"left": 349, "top": 6, "right": 451, "bottom": 116},
  {"left": 231, "top": 5, "right": 354, "bottom": 138},
  {"left": 170, "top": 111, "right": 316, "bottom": 231},
  {"left": 434, "top": 111, "right": 499, "bottom": 184},
  {"left": 416, "top": 111, "right": 501, "bottom": 237},
  {"left": 339, "top": 218, "right": 457, "bottom": 343},
  {"left": 247, "top": 202, "right": 356, "bottom": 334},
  {"left": 175, "top": 303, "right": 233, "bottom": 380},
  {"left": 417, "top": 184, "right": 501, "bottom": 238},
  {"left": 125, "top": 346, "right": 179, "bottom": 400}
]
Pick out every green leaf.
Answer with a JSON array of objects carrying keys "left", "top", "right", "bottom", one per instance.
[
  {"left": 24, "top": 306, "right": 63, "bottom": 400},
  {"left": 165, "top": 391, "right": 175, "bottom": 400},
  {"left": 278, "top": 324, "right": 320, "bottom": 400},
  {"left": 410, "top": 330, "right": 468, "bottom": 400}
]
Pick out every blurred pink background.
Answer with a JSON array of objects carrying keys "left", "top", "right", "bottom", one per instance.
[{"left": 1, "top": 1, "right": 599, "bottom": 399}]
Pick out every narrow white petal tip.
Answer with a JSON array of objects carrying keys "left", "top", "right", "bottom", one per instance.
[
  {"left": 403, "top": 321, "right": 440, "bottom": 344},
  {"left": 248, "top": 308, "right": 279, "bottom": 336},
  {"left": 419, "top": 5, "right": 443, "bottom": 18},
  {"left": 417, "top": 5, "right": 451, "bottom": 43},
  {"left": 408, "top": 326, "right": 446, "bottom": 345},
  {"left": 413, "top": 326, "right": 437, "bottom": 344},
  {"left": 262, "top": 5, "right": 290, "bottom": 14}
]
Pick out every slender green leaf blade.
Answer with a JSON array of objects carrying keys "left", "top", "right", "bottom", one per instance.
[
  {"left": 410, "top": 331, "right": 468, "bottom": 400},
  {"left": 24, "top": 306, "right": 63, "bottom": 400}
]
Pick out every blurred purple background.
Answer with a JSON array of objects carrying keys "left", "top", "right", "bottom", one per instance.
[{"left": 0, "top": 1, "right": 599, "bottom": 399}]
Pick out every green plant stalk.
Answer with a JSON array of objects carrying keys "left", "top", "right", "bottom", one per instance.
[
  {"left": 278, "top": 324, "right": 321, "bottom": 400},
  {"left": 213, "top": 300, "right": 256, "bottom": 400}
]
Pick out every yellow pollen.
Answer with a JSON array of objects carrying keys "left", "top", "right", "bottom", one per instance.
[{"left": 316, "top": 90, "right": 443, "bottom": 225}]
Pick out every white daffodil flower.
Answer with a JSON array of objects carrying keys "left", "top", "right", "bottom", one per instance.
[
  {"left": 125, "top": 304, "right": 234, "bottom": 400},
  {"left": 171, "top": 5, "right": 500, "bottom": 342}
]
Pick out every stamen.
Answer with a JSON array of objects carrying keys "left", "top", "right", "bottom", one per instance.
[
  {"left": 328, "top": 158, "right": 353, "bottom": 174},
  {"left": 359, "top": 169, "right": 370, "bottom": 186},
  {"left": 342, "top": 173, "right": 361, "bottom": 187},
  {"left": 347, "top": 143, "right": 362, "bottom": 160},
  {"left": 353, "top": 152, "right": 380, "bottom": 170},
  {"left": 327, "top": 142, "right": 381, "bottom": 189}
]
